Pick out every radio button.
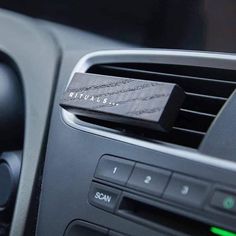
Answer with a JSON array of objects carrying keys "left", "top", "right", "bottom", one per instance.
[
  {"left": 89, "top": 182, "right": 121, "bottom": 212},
  {"left": 95, "top": 155, "right": 135, "bottom": 186},
  {"left": 127, "top": 164, "right": 171, "bottom": 196},
  {"left": 210, "top": 191, "right": 236, "bottom": 214},
  {"left": 163, "top": 173, "right": 210, "bottom": 208}
]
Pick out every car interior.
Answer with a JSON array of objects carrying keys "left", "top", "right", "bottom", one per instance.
[{"left": 0, "top": 1, "right": 236, "bottom": 236}]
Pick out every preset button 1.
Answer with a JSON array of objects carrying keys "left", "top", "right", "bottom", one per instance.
[{"left": 95, "top": 155, "right": 135, "bottom": 185}]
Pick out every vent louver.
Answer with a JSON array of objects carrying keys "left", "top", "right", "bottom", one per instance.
[{"left": 86, "top": 63, "right": 236, "bottom": 148}]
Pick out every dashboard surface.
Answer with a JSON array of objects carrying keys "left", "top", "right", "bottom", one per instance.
[{"left": 0, "top": 5, "right": 236, "bottom": 236}]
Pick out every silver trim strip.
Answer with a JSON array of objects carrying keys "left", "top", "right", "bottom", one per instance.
[{"left": 62, "top": 49, "right": 236, "bottom": 171}]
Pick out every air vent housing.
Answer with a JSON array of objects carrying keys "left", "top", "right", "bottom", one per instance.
[{"left": 84, "top": 63, "right": 236, "bottom": 148}]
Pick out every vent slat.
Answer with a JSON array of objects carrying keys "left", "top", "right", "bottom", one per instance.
[
  {"left": 184, "top": 93, "right": 226, "bottom": 115},
  {"left": 173, "top": 127, "right": 206, "bottom": 136},
  {"left": 90, "top": 65, "right": 236, "bottom": 98},
  {"left": 176, "top": 110, "right": 215, "bottom": 132},
  {"left": 108, "top": 63, "right": 236, "bottom": 83},
  {"left": 152, "top": 127, "right": 205, "bottom": 148}
]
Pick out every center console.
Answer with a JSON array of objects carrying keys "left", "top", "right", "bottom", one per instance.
[{"left": 36, "top": 49, "right": 236, "bottom": 236}]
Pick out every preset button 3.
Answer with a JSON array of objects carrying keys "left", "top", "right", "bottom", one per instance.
[{"left": 163, "top": 173, "right": 210, "bottom": 208}]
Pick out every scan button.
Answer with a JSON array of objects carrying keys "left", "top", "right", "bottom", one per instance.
[{"left": 89, "top": 182, "right": 121, "bottom": 212}]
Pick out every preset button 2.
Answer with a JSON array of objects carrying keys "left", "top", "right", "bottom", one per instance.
[{"left": 127, "top": 163, "right": 171, "bottom": 196}]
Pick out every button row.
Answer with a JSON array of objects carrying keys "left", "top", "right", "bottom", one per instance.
[
  {"left": 95, "top": 155, "right": 210, "bottom": 209},
  {"left": 94, "top": 155, "right": 236, "bottom": 216},
  {"left": 95, "top": 155, "right": 171, "bottom": 197}
]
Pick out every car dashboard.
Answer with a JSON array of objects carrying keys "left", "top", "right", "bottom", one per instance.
[{"left": 0, "top": 1, "right": 236, "bottom": 236}]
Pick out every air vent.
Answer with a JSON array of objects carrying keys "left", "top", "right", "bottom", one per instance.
[{"left": 85, "top": 63, "right": 236, "bottom": 148}]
